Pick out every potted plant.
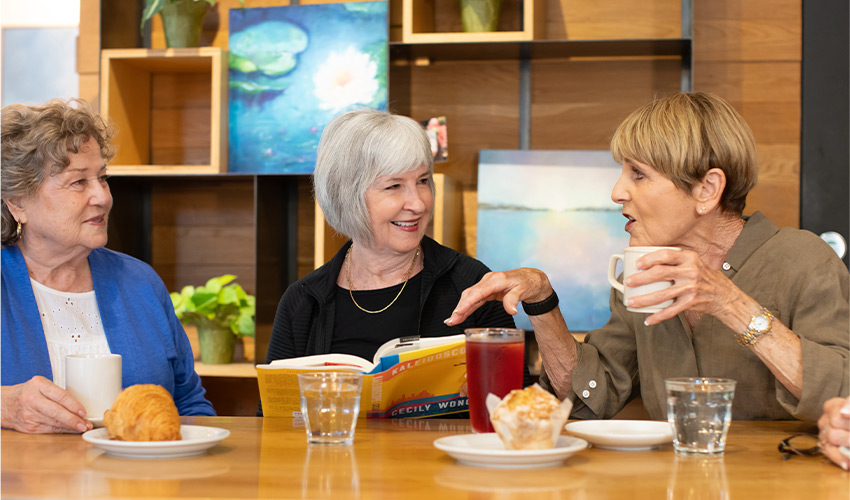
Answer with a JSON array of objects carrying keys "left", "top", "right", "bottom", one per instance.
[
  {"left": 141, "top": 0, "right": 242, "bottom": 48},
  {"left": 458, "top": 0, "right": 502, "bottom": 32},
  {"left": 170, "top": 275, "right": 255, "bottom": 364}
]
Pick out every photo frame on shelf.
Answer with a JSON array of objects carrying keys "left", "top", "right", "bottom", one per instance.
[
  {"left": 476, "top": 150, "right": 629, "bottom": 332},
  {"left": 228, "top": 2, "right": 389, "bottom": 174},
  {"left": 420, "top": 116, "right": 448, "bottom": 163}
]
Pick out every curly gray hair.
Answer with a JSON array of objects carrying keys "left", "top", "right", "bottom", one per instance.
[{"left": 1, "top": 98, "right": 116, "bottom": 246}]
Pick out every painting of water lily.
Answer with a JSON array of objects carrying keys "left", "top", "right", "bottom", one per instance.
[
  {"left": 228, "top": 1, "right": 388, "bottom": 173},
  {"left": 476, "top": 150, "right": 630, "bottom": 332}
]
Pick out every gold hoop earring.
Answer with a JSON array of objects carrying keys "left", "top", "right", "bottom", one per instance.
[{"left": 16, "top": 221, "right": 22, "bottom": 238}]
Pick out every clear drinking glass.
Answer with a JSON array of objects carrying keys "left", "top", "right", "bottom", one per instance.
[
  {"left": 298, "top": 372, "right": 363, "bottom": 445},
  {"left": 665, "top": 377, "right": 737, "bottom": 455}
]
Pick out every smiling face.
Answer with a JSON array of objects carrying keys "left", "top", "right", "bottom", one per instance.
[
  {"left": 363, "top": 164, "right": 433, "bottom": 254},
  {"left": 10, "top": 137, "right": 112, "bottom": 260},
  {"left": 611, "top": 158, "right": 699, "bottom": 247}
]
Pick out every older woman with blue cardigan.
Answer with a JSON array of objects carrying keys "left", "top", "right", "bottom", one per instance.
[{"left": 1, "top": 99, "right": 214, "bottom": 434}]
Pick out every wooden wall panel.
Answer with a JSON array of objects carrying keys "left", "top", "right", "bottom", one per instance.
[
  {"left": 694, "top": 0, "right": 801, "bottom": 61},
  {"left": 402, "top": 59, "right": 520, "bottom": 253},
  {"left": 149, "top": 73, "right": 213, "bottom": 165},
  {"left": 150, "top": 180, "right": 256, "bottom": 292},
  {"left": 297, "top": 177, "right": 317, "bottom": 279},
  {"left": 531, "top": 58, "right": 683, "bottom": 149},
  {"left": 552, "top": 0, "right": 681, "bottom": 40},
  {"left": 694, "top": 0, "right": 801, "bottom": 228},
  {"left": 78, "top": 0, "right": 101, "bottom": 110}
]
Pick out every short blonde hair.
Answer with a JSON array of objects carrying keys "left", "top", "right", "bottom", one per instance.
[
  {"left": 1, "top": 98, "right": 116, "bottom": 246},
  {"left": 313, "top": 108, "right": 434, "bottom": 245},
  {"left": 610, "top": 92, "right": 757, "bottom": 215}
]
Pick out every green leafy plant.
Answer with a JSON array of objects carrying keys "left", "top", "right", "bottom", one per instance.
[{"left": 170, "top": 274, "right": 255, "bottom": 338}]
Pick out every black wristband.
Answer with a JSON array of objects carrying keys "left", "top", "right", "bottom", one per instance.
[{"left": 521, "top": 291, "right": 559, "bottom": 316}]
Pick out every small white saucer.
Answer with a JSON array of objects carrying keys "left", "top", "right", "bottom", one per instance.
[
  {"left": 564, "top": 420, "right": 672, "bottom": 451},
  {"left": 82, "top": 425, "right": 229, "bottom": 459},
  {"left": 433, "top": 433, "right": 587, "bottom": 468}
]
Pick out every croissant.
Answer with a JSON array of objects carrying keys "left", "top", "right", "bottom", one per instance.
[{"left": 104, "top": 384, "right": 182, "bottom": 441}]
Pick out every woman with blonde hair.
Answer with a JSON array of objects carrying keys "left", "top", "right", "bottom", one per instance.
[{"left": 446, "top": 91, "right": 849, "bottom": 422}]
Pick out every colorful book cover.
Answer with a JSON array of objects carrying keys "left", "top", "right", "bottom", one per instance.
[{"left": 257, "top": 337, "right": 468, "bottom": 419}]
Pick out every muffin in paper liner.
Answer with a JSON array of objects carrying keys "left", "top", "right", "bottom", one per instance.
[{"left": 486, "top": 384, "right": 573, "bottom": 450}]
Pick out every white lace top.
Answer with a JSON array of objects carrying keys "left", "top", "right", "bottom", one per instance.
[{"left": 30, "top": 279, "right": 111, "bottom": 388}]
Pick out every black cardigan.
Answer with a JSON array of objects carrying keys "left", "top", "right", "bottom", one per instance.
[{"left": 265, "top": 236, "right": 516, "bottom": 361}]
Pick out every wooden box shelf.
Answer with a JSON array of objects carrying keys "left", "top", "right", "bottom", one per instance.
[
  {"left": 402, "top": 0, "right": 545, "bottom": 43},
  {"left": 100, "top": 48, "right": 227, "bottom": 175}
]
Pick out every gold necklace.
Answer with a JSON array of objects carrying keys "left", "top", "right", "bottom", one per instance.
[{"left": 346, "top": 245, "right": 420, "bottom": 314}]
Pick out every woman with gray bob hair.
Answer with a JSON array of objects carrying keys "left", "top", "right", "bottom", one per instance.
[
  {"left": 314, "top": 108, "right": 436, "bottom": 244},
  {"left": 264, "top": 109, "right": 518, "bottom": 398},
  {"left": 1, "top": 99, "right": 214, "bottom": 434}
]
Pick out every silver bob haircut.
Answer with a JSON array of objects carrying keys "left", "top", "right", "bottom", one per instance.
[{"left": 313, "top": 108, "right": 435, "bottom": 245}]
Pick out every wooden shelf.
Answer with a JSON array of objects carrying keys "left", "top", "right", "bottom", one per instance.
[
  {"left": 195, "top": 362, "right": 257, "bottom": 379},
  {"left": 390, "top": 38, "right": 692, "bottom": 63},
  {"left": 313, "top": 173, "right": 462, "bottom": 268},
  {"left": 100, "top": 48, "right": 228, "bottom": 175},
  {"left": 402, "top": 0, "right": 545, "bottom": 43}
]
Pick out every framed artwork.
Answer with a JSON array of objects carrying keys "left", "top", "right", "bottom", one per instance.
[
  {"left": 228, "top": 1, "right": 388, "bottom": 174},
  {"left": 476, "top": 150, "right": 629, "bottom": 332}
]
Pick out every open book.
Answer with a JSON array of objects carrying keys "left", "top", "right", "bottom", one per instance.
[{"left": 257, "top": 334, "right": 468, "bottom": 419}]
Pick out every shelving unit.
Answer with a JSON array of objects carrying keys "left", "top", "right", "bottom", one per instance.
[
  {"left": 95, "top": 0, "right": 694, "bottom": 414},
  {"left": 402, "top": 0, "right": 546, "bottom": 43},
  {"left": 107, "top": 174, "right": 299, "bottom": 366},
  {"left": 100, "top": 48, "right": 228, "bottom": 174}
]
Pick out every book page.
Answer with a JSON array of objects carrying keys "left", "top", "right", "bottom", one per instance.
[{"left": 263, "top": 353, "right": 374, "bottom": 372}]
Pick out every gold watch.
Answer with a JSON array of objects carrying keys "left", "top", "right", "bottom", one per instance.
[{"left": 736, "top": 308, "right": 774, "bottom": 346}]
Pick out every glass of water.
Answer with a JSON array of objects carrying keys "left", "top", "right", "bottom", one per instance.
[
  {"left": 665, "top": 377, "right": 737, "bottom": 456},
  {"left": 298, "top": 372, "right": 363, "bottom": 445}
]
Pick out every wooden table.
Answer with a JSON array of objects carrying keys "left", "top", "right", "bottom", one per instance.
[{"left": 2, "top": 418, "right": 847, "bottom": 499}]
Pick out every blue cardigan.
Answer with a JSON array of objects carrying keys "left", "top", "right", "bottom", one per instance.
[{"left": 1, "top": 246, "right": 215, "bottom": 416}]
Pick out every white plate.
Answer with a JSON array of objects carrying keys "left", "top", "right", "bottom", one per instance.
[
  {"left": 82, "top": 425, "right": 230, "bottom": 459},
  {"left": 564, "top": 420, "right": 672, "bottom": 450},
  {"left": 433, "top": 433, "right": 588, "bottom": 468}
]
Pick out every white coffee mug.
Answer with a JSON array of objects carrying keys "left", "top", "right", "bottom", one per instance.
[
  {"left": 65, "top": 353, "right": 122, "bottom": 420},
  {"left": 607, "top": 246, "right": 681, "bottom": 313}
]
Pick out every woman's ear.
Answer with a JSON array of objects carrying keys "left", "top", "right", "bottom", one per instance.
[
  {"left": 4, "top": 198, "right": 26, "bottom": 224},
  {"left": 693, "top": 168, "right": 726, "bottom": 213}
]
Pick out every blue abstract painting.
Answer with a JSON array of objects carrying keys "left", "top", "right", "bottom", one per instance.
[
  {"left": 476, "top": 150, "right": 630, "bottom": 332},
  {"left": 228, "top": 1, "right": 388, "bottom": 173}
]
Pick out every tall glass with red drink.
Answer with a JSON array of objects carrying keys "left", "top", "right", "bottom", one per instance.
[{"left": 464, "top": 328, "right": 525, "bottom": 433}]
